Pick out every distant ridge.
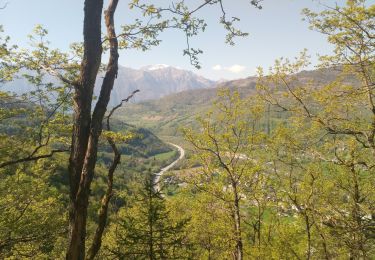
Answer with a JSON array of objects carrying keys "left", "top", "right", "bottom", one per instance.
[
  {"left": 95, "top": 65, "right": 216, "bottom": 105},
  {"left": 114, "top": 67, "right": 355, "bottom": 136},
  {"left": 2, "top": 65, "right": 217, "bottom": 106}
]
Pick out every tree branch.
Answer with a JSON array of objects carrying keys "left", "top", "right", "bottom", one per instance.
[
  {"left": 87, "top": 89, "right": 139, "bottom": 260},
  {"left": 0, "top": 148, "right": 69, "bottom": 168}
]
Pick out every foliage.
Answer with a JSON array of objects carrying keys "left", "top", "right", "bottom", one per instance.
[
  {"left": 0, "top": 0, "right": 374, "bottom": 259},
  {"left": 0, "top": 27, "right": 72, "bottom": 169},
  {"left": 254, "top": 0, "right": 375, "bottom": 258},
  {"left": 183, "top": 89, "right": 267, "bottom": 259},
  {"left": 0, "top": 161, "right": 66, "bottom": 259},
  {"left": 103, "top": 172, "right": 188, "bottom": 259}
]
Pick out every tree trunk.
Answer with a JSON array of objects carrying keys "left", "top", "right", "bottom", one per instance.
[
  {"left": 304, "top": 213, "right": 312, "bottom": 260},
  {"left": 232, "top": 184, "right": 243, "bottom": 260},
  {"left": 67, "top": 1, "right": 103, "bottom": 259},
  {"left": 66, "top": 0, "right": 121, "bottom": 259}
]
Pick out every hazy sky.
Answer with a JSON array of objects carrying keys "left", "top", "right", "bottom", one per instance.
[{"left": 1, "top": 0, "right": 372, "bottom": 80}]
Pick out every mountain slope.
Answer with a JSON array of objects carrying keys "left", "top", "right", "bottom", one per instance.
[
  {"left": 114, "top": 85, "right": 256, "bottom": 137},
  {"left": 2, "top": 65, "right": 216, "bottom": 106},
  {"left": 114, "top": 67, "right": 353, "bottom": 136},
  {"left": 99, "top": 65, "right": 216, "bottom": 105}
]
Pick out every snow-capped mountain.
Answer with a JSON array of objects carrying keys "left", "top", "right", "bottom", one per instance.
[
  {"left": 3, "top": 65, "right": 217, "bottom": 106},
  {"left": 95, "top": 65, "right": 216, "bottom": 105},
  {"left": 141, "top": 64, "right": 171, "bottom": 71}
]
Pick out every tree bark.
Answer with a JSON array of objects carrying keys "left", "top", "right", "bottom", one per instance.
[
  {"left": 67, "top": 1, "right": 103, "bottom": 259},
  {"left": 304, "top": 214, "right": 312, "bottom": 260},
  {"left": 66, "top": 0, "right": 121, "bottom": 259},
  {"left": 86, "top": 94, "right": 140, "bottom": 259},
  {"left": 86, "top": 137, "right": 119, "bottom": 260},
  {"left": 232, "top": 183, "right": 243, "bottom": 260}
]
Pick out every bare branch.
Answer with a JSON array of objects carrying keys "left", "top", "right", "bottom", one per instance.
[
  {"left": 39, "top": 64, "right": 78, "bottom": 87},
  {"left": 0, "top": 148, "right": 69, "bottom": 168}
]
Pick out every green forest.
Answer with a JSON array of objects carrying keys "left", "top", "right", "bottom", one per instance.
[{"left": 0, "top": 0, "right": 374, "bottom": 259}]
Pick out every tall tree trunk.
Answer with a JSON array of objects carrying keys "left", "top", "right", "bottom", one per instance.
[
  {"left": 304, "top": 213, "right": 312, "bottom": 260},
  {"left": 67, "top": 1, "right": 103, "bottom": 259},
  {"left": 232, "top": 183, "right": 243, "bottom": 260},
  {"left": 67, "top": 0, "right": 121, "bottom": 259},
  {"left": 148, "top": 178, "right": 155, "bottom": 260}
]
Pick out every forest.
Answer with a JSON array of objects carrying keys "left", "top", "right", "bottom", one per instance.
[{"left": 0, "top": 0, "right": 374, "bottom": 259}]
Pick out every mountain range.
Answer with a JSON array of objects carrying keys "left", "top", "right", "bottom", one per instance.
[
  {"left": 114, "top": 67, "right": 354, "bottom": 137},
  {"left": 101, "top": 64, "right": 217, "bottom": 105},
  {"left": 1, "top": 64, "right": 217, "bottom": 106}
]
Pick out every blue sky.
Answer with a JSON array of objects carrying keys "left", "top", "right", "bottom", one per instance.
[{"left": 0, "top": 0, "right": 370, "bottom": 80}]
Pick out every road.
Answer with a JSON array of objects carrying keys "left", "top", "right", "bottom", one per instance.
[{"left": 153, "top": 143, "right": 185, "bottom": 192}]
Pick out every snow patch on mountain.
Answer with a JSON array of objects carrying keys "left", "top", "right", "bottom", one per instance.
[{"left": 142, "top": 64, "right": 170, "bottom": 71}]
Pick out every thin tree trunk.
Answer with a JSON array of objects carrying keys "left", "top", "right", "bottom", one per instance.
[
  {"left": 67, "top": 1, "right": 103, "bottom": 259},
  {"left": 85, "top": 1, "right": 120, "bottom": 258},
  {"left": 86, "top": 139, "right": 119, "bottom": 260},
  {"left": 232, "top": 184, "right": 243, "bottom": 260},
  {"left": 87, "top": 90, "right": 138, "bottom": 259},
  {"left": 317, "top": 226, "right": 330, "bottom": 260},
  {"left": 66, "top": 0, "right": 122, "bottom": 258},
  {"left": 305, "top": 213, "right": 312, "bottom": 260},
  {"left": 148, "top": 177, "right": 155, "bottom": 260}
]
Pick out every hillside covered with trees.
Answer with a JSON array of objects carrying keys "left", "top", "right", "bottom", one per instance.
[{"left": 0, "top": 0, "right": 374, "bottom": 259}]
